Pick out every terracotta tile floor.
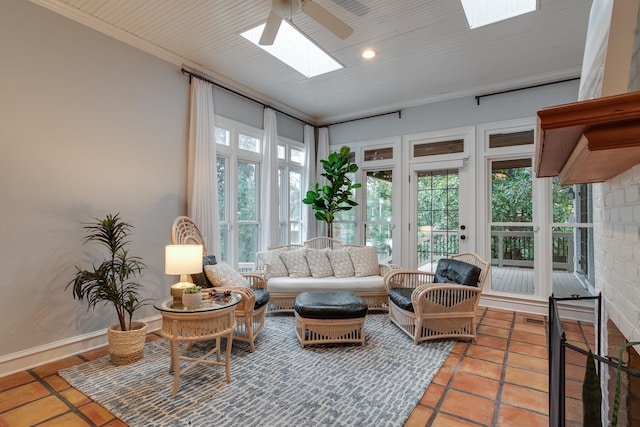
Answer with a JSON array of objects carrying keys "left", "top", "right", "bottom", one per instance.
[{"left": 0, "top": 307, "right": 594, "bottom": 426}]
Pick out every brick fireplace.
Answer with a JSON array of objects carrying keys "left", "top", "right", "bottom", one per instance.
[{"left": 606, "top": 320, "right": 640, "bottom": 426}]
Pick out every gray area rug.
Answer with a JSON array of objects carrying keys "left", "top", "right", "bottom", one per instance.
[{"left": 59, "top": 314, "right": 454, "bottom": 427}]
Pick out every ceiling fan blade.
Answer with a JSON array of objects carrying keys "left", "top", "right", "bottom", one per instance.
[
  {"left": 300, "top": 1, "right": 353, "bottom": 39},
  {"left": 259, "top": 10, "right": 282, "bottom": 45},
  {"left": 330, "top": 0, "right": 369, "bottom": 17}
]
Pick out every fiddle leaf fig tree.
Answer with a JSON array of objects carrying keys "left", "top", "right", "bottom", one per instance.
[{"left": 303, "top": 146, "right": 361, "bottom": 238}]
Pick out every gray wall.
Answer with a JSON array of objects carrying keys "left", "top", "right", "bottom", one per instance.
[
  {"left": 0, "top": 0, "right": 307, "bottom": 367},
  {"left": 328, "top": 81, "right": 579, "bottom": 143},
  {"left": 213, "top": 87, "right": 307, "bottom": 141},
  {"left": 0, "top": 0, "right": 189, "bottom": 358}
]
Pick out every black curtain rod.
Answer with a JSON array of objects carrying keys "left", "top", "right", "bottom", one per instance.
[
  {"left": 325, "top": 109, "right": 402, "bottom": 127},
  {"left": 181, "top": 68, "right": 315, "bottom": 127},
  {"left": 475, "top": 77, "right": 580, "bottom": 105}
]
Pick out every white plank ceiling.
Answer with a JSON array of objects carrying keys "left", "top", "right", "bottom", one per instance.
[{"left": 32, "top": 0, "right": 593, "bottom": 124}]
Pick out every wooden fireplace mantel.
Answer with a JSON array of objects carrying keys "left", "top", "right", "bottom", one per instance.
[{"left": 535, "top": 91, "right": 640, "bottom": 184}]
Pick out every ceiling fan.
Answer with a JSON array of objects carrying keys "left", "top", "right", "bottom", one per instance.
[{"left": 259, "top": 0, "right": 354, "bottom": 46}]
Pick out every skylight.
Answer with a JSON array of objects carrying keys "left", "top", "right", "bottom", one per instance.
[
  {"left": 460, "top": 0, "right": 537, "bottom": 29},
  {"left": 241, "top": 20, "right": 344, "bottom": 78}
]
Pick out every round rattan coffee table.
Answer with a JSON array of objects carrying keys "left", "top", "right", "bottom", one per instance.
[{"left": 154, "top": 293, "right": 242, "bottom": 395}]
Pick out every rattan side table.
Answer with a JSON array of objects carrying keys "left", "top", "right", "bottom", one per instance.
[{"left": 154, "top": 293, "right": 242, "bottom": 395}]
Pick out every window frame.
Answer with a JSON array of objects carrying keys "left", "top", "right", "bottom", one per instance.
[
  {"left": 277, "top": 136, "right": 306, "bottom": 246},
  {"left": 215, "top": 117, "right": 263, "bottom": 270}
]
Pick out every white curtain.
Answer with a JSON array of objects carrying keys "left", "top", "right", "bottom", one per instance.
[
  {"left": 316, "top": 127, "right": 330, "bottom": 237},
  {"left": 302, "top": 124, "right": 316, "bottom": 241},
  {"left": 260, "top": 108, "right": 279, "bottom": 250},
  {"left": 187, "top": 78, "right": 220, "bottom": 253}
]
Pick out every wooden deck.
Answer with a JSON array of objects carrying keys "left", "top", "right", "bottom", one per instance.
[{"left": 490, "top": 266, "right": 592, "bottom": 297}]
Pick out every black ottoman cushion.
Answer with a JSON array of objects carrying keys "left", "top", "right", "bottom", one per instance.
[{"left": 294, "top": 291, "right": 368, "bottom": 319}]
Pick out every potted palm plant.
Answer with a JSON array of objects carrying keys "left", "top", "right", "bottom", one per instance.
[
  {"left": 303, "top": 145, "right": 361, "bottom": 238},
  {"left": 66, "top": 213, "right": 149, "bottom": 365}
]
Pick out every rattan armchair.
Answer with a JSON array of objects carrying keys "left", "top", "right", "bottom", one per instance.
[
  {"left": 170, "top": 216, "right": 268, "bottom": 352},
  {"left": 384, "top": 253, "right": 490, "bottom": 344}
]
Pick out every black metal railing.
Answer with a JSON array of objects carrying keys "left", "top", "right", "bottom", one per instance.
[{"left": 548, "top": 294, "right": 640, "bottom": 426}]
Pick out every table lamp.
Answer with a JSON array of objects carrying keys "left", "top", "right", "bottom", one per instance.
[{"left": 165, "top": 244, "right": 203, "bottom": 301}]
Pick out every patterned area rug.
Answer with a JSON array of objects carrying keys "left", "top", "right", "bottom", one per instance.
[{"left": 59, "top": 314, "right": 454, "bottom": 427}]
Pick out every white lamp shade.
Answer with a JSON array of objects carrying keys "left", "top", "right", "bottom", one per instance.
[{"left": 165, "top": 245, "right": 203, "bottom": 275}]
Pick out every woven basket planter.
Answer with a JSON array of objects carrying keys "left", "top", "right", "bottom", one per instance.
[{"left": 107, "top": 321, "right": 148, "bottom": 366}]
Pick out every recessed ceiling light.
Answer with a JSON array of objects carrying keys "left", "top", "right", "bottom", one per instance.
[{"left": 362, "top": 49, "right": 376, "bottom": 59}]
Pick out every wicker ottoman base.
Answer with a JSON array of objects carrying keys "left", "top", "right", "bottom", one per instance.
[{"left": 294, "top": 291, "right": 367, "bottom": 348}]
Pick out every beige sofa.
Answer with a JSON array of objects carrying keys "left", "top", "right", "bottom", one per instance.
[{"left": 255, "top": 237, "right": 398, "bottom": 313}]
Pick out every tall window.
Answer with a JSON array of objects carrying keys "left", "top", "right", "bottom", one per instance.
[
  {"left": 215, "top": 119, "right": 262, "bottom": 270},
  {"left": 214, "top": 118, "right": 305, "bottom": 267},
  {"left": 552, "top": 179, "right": 594, "bottom": 295},
  {"left": 365, "top": 169, "right": 393, "bottom": 262},
  {"left": 277, "top": 140, "right": 305, "bottom": 246}
]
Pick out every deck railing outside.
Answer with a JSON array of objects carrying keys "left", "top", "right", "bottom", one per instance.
[{"left": 418, "top": 230, "right": 574, "bottom": 271}]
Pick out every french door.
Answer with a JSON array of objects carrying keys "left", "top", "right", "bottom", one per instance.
[
  {"left": 409, "top": 161, "right": 472, "bottom": 270},
  {"left": 403, "top": 127, "right": 475, "bottom": 270}
]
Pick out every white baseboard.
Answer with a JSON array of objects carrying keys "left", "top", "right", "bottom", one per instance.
[
  {"left": 480, "top": 294, "right": 596, "bottom": 322},
  {"left": 0, "top": 314, "right": 162, "bottom": 378}
]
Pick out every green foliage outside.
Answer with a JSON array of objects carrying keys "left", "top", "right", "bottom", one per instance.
[
  {"left": 492, "top": 167, "right": 533, "bottom": 222},
  {"left": 412, "top": 166, "right": 577, "bottom": 264},
  {"left": 416, "top": 170, "right": 460, "bottom": 259},
  {"left": 365, "top": 171, "right": 393, "bottom": 259}
]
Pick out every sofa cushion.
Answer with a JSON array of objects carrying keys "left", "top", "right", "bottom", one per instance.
[
  {"left": 388, "top": 288, "right": 415, "bottom": 312},
  {"left": 253, "top": 288, "right": 270, "bottom": 309},
  {"left": 305, "top": 249, "right": 333, "bottom": 278},
  {"left": 279, "top": 248, "right": 311, "bottom": 278},
  {"left": 191, "top": 255, "right": 217, "bottom": 289},
  {"left": 326, "top": 249, "right": 355, "bottom": 278},
  {"left": 205, "top": 263, "right": 248, "bottom": 288},
  {"left": 257, "top": 251, "right": 289, "bottom": 279},
  {"left": 347, "top": 246, "right": 379, "bottom": 277},
  {"left": 267, "top": 275, "right": 385, "bottom": 293},
  {"left": 433, "top": 258, "right": 481, "bottom": 287}
]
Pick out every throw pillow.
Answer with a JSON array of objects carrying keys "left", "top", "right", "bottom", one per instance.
[
  {"left": 256, "top": 251, "right": 289, "bottom": 279},
  {"left": 190, "top": 255, "right": 217, "bottom": 288},
  {"left": 204, "top": 263, "right": 248, "bottom": 288},
  {"left": 347, "top": 246, "right": 379, "bottom": 277},
  {"left": 326, "top": 249, "right": 355, "bottom": 278},
  {"left": 305, "top": 248, "right": 334, "bottom": 278},
  {"left": 279, "top": 248, "right": 311, "bottom": 278}
]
